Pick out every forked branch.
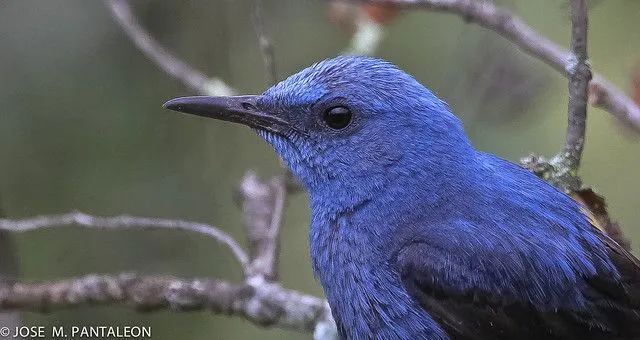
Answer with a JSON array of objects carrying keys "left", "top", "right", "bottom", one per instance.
[{"left": 351, "top": 0, "right": 640, "bottom": 132}]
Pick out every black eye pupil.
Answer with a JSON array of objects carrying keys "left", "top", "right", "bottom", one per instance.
[{"left": 323, "top": 106, "right": 352, "bottom": 129}]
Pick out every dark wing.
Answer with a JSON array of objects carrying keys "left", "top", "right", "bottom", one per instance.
[{"left": 396, "top": 231, "right": 640, "bottom": 340}]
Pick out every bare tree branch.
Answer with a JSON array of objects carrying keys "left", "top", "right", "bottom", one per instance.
[
  {"left": 238, "top": 173, "right": 287, "bottom": 281},
  {"left": 104, "top": 0, "right": 235, "bottom": 96},
  {"left": 549, "top": 0, "right": 591, "bottom": 191},
  {"left": 349, "top": 0, "right": 640, "bottom": 132},
  {"left": 0, "top": 212, "right": 249, "bottom": 269},
  {"left": 0, "top": 273, "right": 333, "bottom": 335},
  {"left": 565, "top": 0, "right": 590, "bottom": 161}
]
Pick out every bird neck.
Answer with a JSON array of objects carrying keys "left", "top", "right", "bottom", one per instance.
[
  {"left": 309, "top": 211, "right": 448, "bottom": 339},
  {"left": 308, "top": 133, "right": 477, "bottom": 339},
  {"left": 309, "top": 143, "right": 480, "bottom": 267},
  {"left": 309, "top": 128, "right": 479, "bottom": 217}
]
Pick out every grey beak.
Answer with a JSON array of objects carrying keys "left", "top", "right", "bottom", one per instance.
[{"left": 163, "top": 95, "right": 290, "bottom": 135}]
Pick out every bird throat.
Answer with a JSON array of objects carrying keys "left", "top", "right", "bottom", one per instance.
[
  {"left": 307, "top": 147, "right": 477, "bottom": 338},
  {"left": 309, "top": 205, "right": 446, "bottom": 339}
]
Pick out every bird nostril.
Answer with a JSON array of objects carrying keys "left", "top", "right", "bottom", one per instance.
[{"left": 241, "top": 102, "right": 258, "bottom": 111}]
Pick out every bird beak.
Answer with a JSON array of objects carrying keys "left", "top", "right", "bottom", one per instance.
[{"left": 163, "top": 95, "right": 289, "bottom": 135}]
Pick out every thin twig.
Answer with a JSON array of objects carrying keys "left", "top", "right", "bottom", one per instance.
[
  {"left": 0, "top": 212, "right": 249, "bottom": 269},
  {"left": 104, "top": 0, "right": 235, "bottom": 96},
  {"left": 349, "top": 0, "right": 640, "bottom": 131},
  {"left": 0, "top": 273, "right": 334, "bottom": 335},
  {"left": 251, "top": 0, "right": 278, "bottom": 85}
]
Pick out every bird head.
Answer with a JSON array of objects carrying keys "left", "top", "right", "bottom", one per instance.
[{"left": 164, "top": 56, "right": 474, "bottom": 196}]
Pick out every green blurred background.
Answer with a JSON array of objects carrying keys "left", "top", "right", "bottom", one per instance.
[{"left": 0, "top": 0, "right": 638, "bottom": 339}]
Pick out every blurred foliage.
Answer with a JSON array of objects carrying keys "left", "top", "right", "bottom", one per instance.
[{"left": 0, "top": 0, "right": 639, "bottom": 339}]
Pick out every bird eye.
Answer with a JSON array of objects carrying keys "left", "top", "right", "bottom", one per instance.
[{"left": 323, "top": 106, "right": 352, "bottom": 130}]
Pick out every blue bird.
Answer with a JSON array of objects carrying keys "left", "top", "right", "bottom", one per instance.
[{"left": 164, "top": 56, "right": 640, "bottom": 340}]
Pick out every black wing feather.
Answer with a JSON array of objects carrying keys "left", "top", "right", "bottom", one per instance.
[{"left": 397, "top": 232, "right": 640, "bottom": 340}]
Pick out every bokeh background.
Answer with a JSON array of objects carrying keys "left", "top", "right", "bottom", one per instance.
[{"left": 1, "top": 0, "right": 639, "bottom": 339}]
